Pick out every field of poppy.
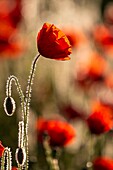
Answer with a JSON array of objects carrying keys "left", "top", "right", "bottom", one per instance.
[{"left": 1, "top": 0, "right": 113, "bottom": 170}]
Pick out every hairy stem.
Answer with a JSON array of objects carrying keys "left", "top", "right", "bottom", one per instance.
[
  {"left": 4, "top": 54, "right": 41, "bottom": 170},
  {"left": 6, "top": 75, "right": 25, "bottom": 119},
  {"left": 1, "top": 148, "right": 12, "bottom": 170},
  {"left": 43, "top": 137, "right": 60, "bottom": 170},
  {"left": 24, "top": 54, "right": 40, "bottom": 169}
]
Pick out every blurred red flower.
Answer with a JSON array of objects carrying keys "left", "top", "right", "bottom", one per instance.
[
  {"left": 86, "top": 52, "right": 106, "bottom": 79},
  {"left": 92, "top": 24, "right": 113, "bottom": 49},
  {"left": 87, "top": 101, "right": 113, "bottom": 135},
  {"left": 0, "top": 141, "right": 5, "bottom": 157},
  {"left": 0, "top": 20, "right": 15, "bottom": 52},
  {"left": 0, "top": 20, "right": 24, "bottom": 56},
  {"left": 93, "top": 157, "right": 113, "bottom": 170},
  {"left": 105, "top": 73, "right": 113, "bottom": 89},
  {"left": 12, "top": 167, "right": 18, "bottom": 170},
  {"left": 8, "top": 0, "right": 22, "bottom": 28},
  {"left": 0, "top": 0, "right": 22, "bottom": 28},
  {"left": 75, "top": 51, "right": 106, "bottom": 88},
  {"left": 36, "top": 118, "right": 75, "bottom": 147},
  {"left": 59, "top": 103, "right": 86, "bottom": 120},
  {"left": 37, "top": 23, "right": 72, "bottom": 60},
  {"left": 63, "top": 27, "right": 87, "bottom": 48},
  {"left": 0, "top": 0, "right": 25, "bottom": 57}
]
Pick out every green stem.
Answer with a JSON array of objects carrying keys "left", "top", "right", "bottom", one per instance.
[
  {"left": 1, "top": 147, "right": 12, "bottom": 170},
  {"left": 6, "top": 75, "right": 26, "bottom": 169},
  {"left": 24, "top": 54, "right": 40, "bottom": 169},
  {"left": 25, "top": 54, "right": 41, "bottom": 110},
  {"left": 6, "top": 75, "right": 25, "bottom": 120},
  {"left": 86, "top": 134, "right": 95, "bottom": 170},
  {"left": 43, "top": 136, "right": 60, "bottom": 170},
  {"left": 1, "top": 152, "right": 5, "bottom": 170},
  {"left": 4, "top": 54, "right": 41, "bottom": 170}
]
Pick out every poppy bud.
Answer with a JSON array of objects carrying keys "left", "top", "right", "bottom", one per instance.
[
  {"left": 4, "top": 96, "right": 16, "bottom": 116},
  {"left": 15, "top": 147, "right": 26, "bottom": 166}
]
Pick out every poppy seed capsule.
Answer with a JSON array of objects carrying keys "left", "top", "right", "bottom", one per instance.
[
  {"left": 4, "top": 97, "right": 16, "bottom": 116},
  {"left": 15, "top": 147, "right": 26, "bottom": 166}
]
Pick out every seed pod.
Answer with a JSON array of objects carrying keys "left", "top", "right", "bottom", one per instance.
[
  {"left": 4, "top": 97, "right": 16, "bottom": 116},
  {"left": 15, "top": 147, "right": 26, "bottom": 166}
]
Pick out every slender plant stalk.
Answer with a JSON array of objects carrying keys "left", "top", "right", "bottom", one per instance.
[
  {"left": 43, "top": 136, "right": 60, "bottom": 170},
  {"left": 3, "top": 54, "right": 41, "bottom": 170},
  {"left": 1, "top": 147, "right": 12, "bottom": 170},
  {"left": 86, "top": 134, "right": 95, "bottom": 170},
  {"left": 6, "top": 75, "right": 25, "bottom": 119},
  {"left": 24, "top": 54, "right": 40, "bottom": 169}
]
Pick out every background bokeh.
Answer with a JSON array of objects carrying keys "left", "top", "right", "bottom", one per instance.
[{"left": 1, "top": 0, "right": 113, "bottom": 169}]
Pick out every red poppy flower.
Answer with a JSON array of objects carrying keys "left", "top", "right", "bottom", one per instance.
[
  {"left": 87, "top": 101, "right": 113, "bottom": 135},
  {"left": 0, "top": 20, "right": 25, "bottom": 57},
  {"left": 36, "top": 118, "right": 75, "bottom": 147},
  {"left": 86, "top": 52, "right": 106, "bottom": 79},
  {"left": 93, "top": 157, "right": 113, "bottom": 170},
  {"left": 37, "top": 23, "right": 72, "bottom": 60},
  {"left": 12, "top": 167, "right": 18, "bottom": 170},
  {"left": 75, "top": 51, "right": 106, "bottom": 89},
  {"left": 0, "top": 141, "right": 5, "bottom": 157},
  {"left": 59, "top": 102, "right": 86, "bottom": 120},
  {"left": 0, "top": 0, "right": 24, "bottom": 57},
  {"left": 9, "top": 0, "right": 22, "bottom": 28},
  {"left": 63, "top": 27, "right": 87, "bottom": 48},
  {"left": 105, "top": 73, "right": 113, "bottom": 89},
  {"left": 92, "top": 24, "right": 113, "bottom": 49},
  {"left": 0, "top": 0, "right": 22, "bottom": 28}
]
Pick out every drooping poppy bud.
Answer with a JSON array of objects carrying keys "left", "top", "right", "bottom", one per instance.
[
  {"left": 4, "top": 96, "right": 16, "bottom": 116},
  {"left": 37, "top": 23, "right": 72, "bottom": 60},
  {"left": 15, "top": 147, "right": 26, "bottom": 166}
]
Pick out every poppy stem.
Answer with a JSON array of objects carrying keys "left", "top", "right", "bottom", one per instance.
[
  {"left": 25, "top": 53, "right": 41, "bottom": 106},
  {"left": 3, "top": 53, "right": 41, "bottom": 170},
  {"left": 86, "top": 134, "right": 95, "bottom": 170},
  {"left": 1, "top": 147, "right": 12, "bottom": 170},
  {"left": 6, "top": 75, "right": 24, "bottom": 99},
  {"left": 24, "top": 53, "right": 40, "bottom": 169},
  {"left": 6, "top": 75, "right": 25, "bottom": 119},
  {"left": 43, "top": 135, "right": 60, "bottom": 170}
]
